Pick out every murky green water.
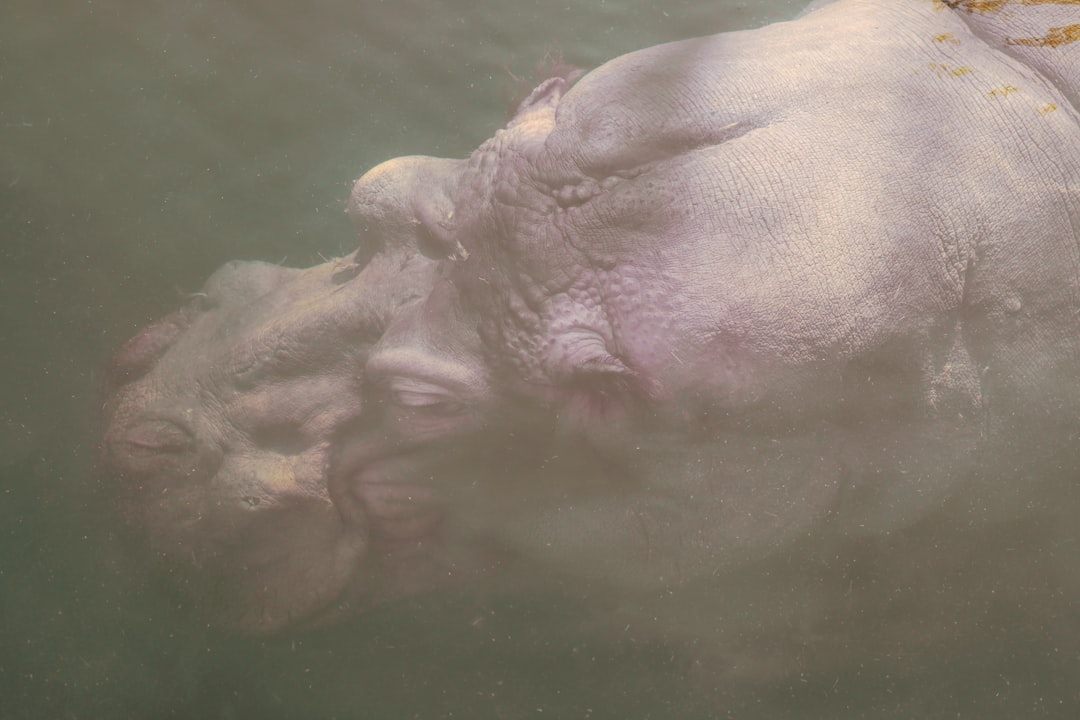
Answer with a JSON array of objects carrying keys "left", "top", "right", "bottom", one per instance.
[{"left": 3, "top": 1, "right": 1078, "bottom": 718}]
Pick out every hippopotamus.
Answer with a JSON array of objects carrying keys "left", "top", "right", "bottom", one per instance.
[
  {"left": 335, "top": 0, "right": 1080, "bottom": 601},
  {"left": 97, "top": 160, "right": 507, "bottom": 634},
  {"left": 101, "top": 0, "right": 1080, "bottom": 659}
]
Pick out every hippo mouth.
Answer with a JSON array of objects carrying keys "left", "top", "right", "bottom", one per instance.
[
  {"left": 333, "top": 450, "right": 447, "bottom": 551},
  {"left": 349, "top": 476, "right": 444, "bottom": 548}
]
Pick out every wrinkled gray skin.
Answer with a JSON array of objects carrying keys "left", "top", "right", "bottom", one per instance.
[
  {"left": 98, "top": 188, "right": 504, "bottom": 635},
  {"left": 340, "top": 0, "right": 1080, "bottom": 606},
  {"left": 102, "top": 0, "right": 1080, "bottom": 654}
]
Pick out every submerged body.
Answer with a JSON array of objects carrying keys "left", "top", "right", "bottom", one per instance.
[
  {"left": 344, "top": 0, "right": 1080, "bottom": 591},
  {"left": 101, "top": 0, "right": 1080, "bottom": 662}
]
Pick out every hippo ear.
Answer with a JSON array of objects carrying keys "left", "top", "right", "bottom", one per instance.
[
  {"left": 103, "top": 309, "right": 192, "bottom": 394},
  {"left": 510, "top": 74, "right": 576, "bottom": 125}
]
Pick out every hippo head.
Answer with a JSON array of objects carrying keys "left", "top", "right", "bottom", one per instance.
[
  {"left": 338, "top": 0, "right": 1080, "bottom": 593},
  {"left": 97, "top": 170, "right": 466, "bottom": 634},
  {"left": 328, "top": 155, "right": 601, "bottom": 588}
]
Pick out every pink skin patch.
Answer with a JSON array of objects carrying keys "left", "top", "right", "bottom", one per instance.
[{"left": 103, "top": 310, "right": 191, "bottom": 393}]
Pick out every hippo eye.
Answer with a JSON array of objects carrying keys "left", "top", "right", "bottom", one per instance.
[
  {"left": 122, "top": 418, "right": 194, "bottom": 455},
  {"left": 387, "top": 378, "right": 464, "bottom": 414}
]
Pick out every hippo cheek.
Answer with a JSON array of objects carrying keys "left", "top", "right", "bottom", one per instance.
[
  {"left": 167, "top": 448, "right": 374, "bottom": 634},
  {"left": 103, "top": 416, "right": 368, "bottom": 634}
]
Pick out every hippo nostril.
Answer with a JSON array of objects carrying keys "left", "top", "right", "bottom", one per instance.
[
  {"left": 412, "top": 197, "right": 469, "bottom": 263},
  {"left": 414, "top": 221, "right": 469, "bottom": 262}
]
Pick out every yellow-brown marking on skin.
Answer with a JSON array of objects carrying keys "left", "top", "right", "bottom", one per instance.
[
  {"left": 933, "top": 32, "right": 961, "bottom": 44},
  {"left": 945, "top": 0, "right": 1080, "bottom": 13},
  {"left": 989, "top": 84, "right": 1021, "bottom": 96},
  {"left": 929, "top": 62, "right": 973, "bottom": 76},
  {"left": 1007, "top": 24, "right": 1080, "bottom": 47},
  {"left": 1039, "top": 103, "right": 1059, "bottom": 115},
  {"left": 265, "top": 458, "right": 301, "bottom": 493}
]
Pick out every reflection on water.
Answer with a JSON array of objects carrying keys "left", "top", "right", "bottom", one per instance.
[{"left": 3, "top": 0, "right": 1079, "bottom": 717}]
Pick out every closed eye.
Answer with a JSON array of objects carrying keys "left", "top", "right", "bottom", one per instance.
[
  {"left": 121, "top": 418, "right": 195, "bottom": 455},
  {"left": 388, "top": 377, "right": 465, "bottom": 413}
]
